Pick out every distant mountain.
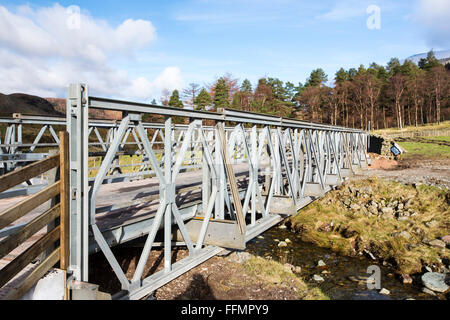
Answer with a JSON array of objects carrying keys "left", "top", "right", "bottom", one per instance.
[
  {"left": 0, "top": 93, "right": 122, "bottom": 120},
  {"left": 0, "top": 93, "right": 63, "bottom": 117},
  {"left": 405, "top": 50, "right": 450, "bottom": 65}
]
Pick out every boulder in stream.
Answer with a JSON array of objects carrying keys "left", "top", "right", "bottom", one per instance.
[
  {"left": 278, "top": 241, "right": 288, "bottom": 248},
  {"left": 421, "top": 272, "right": 449, "bottom": 293},
  {"left": 313, "top": 274, "right": 325, "bottom": 282}
]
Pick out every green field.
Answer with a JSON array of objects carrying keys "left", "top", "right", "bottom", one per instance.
[
  {"left": 397, "top": 136, "right": 450, "bottom": 159},
  {"left": 422, "top": 136, "right": 450, "bottom": 142}
]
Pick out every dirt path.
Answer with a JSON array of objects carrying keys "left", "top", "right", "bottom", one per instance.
[
  {"left": 358, "top": 155, "right": 450, "bottom": 189},
  {"left": 89, "top": 247, "right": 320, "bottom": 300}
]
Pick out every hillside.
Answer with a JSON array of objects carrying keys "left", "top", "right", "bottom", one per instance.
[
  {"left": 0, "top": 93, "right": 63, "bottom": 117},
  {"left": 0, "top": 94, "right": 122, "bottom": 120}
]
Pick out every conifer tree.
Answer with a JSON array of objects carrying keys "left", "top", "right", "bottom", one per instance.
[
  {"left": 193, "top": 88, "right": 212, "bottom": 111},
  {"left": 213, "top": 78, "right": 230, "bottom": 111}
]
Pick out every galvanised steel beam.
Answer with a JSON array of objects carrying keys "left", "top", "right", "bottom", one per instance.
[{"left": 0, "top": 115, "right": 234, "bottom": 185}]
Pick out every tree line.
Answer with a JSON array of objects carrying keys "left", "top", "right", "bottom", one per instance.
[{"left": 156, "top": 51, "right": 449, "bottom": 129}]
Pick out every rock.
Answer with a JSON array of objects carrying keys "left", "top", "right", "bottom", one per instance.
[
  {"left": 257, "top": 235, "right": 264, "bottom": 240},
  {"left": 428, "top": 239, "right": 446, "bottom": 249},
  {"left": 368, "top": 206, "right": 379, "bottom": 215},
  {"left": 285, "top": 238, "right": 292, "bottom": 244},
  {"left": 292, "top": 266, "right": 302, "bottom": 273},
  {"left": 381, "top": 207, "right": 394, "bottom": 215},
  {"left": 381, "top": 207, "right": 395, "bottom": 219},
  {"left": 392, "top": 231, "right": 412, "bottom": 240},
  {"left": 440, "top": 235, "right": 450, "bottom": 245},
  {"left": 313, "top": 274, "right": 324, "bottom": 282},
  {"left": 421, "top": 272, "right": 449, "bottom": 293},
  {"left": 317, "top": 260, "right": 327, "bottom": 267},
  {"left": 227, "top": 251, "right": 252, "bottom": 264},
  {"left": 401, "top": 274, "right": 413, "bottom": 284},
  {"left": 278, "top": 241, "right": 288, "bottom": 247},
  {"left": 397, "top": 203, "right": 404, "bottom": 211},
  {"left": 425, "top": 220, "right": 439, "bottom": 228},
  {"left": 422, "top": 287, "right": 437, "bottom": 296},
  {"left": 350, "top": 203, "right": 361, "bottom": 211},
  {"left": 278, "top": 225, "right": 287, "bottom": 230},
  {"left": 322, "top": 270, "right": 330, "bottom": 274},
  {"left": 379, "top": 288, "right": 390, "bottom": 295},
  {"left": 284, "top": 263, "right": 294, "bottom": 272}
]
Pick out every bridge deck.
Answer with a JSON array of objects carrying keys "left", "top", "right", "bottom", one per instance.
[{"left": 0, "top": 164, "right": 255, "bottom": 298}]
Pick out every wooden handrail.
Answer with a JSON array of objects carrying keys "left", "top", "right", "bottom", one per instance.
[
  {"left": 0, "top": 154, "right": 60, "bottom": 194},
  {"left": 0, "top": 226, "right": 60, "bottom": 288},
  {"left": 0, "top": 204, "right": 60, "bottom": 260},
  {"left": 0, "top": 181, "right": 60, "bottom": 230},
  {"left": 0, "top": 131, "right": 70, "bottom": 300}
]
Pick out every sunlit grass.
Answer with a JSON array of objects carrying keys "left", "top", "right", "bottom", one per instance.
[
  {"left": 243, "top": 256, "right": 329, "bottom": 300},
  {"left": 398, "top": 141, "right": 450, "bottom": 159},
  {"left": 288, "top": 177, "right": 450, "bottom": 274}
]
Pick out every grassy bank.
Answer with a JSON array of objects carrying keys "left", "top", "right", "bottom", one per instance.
[
  {"left": 242, "top": 256, "right": 329, "bottom": 300},
  {"left": 286, "top": 177, "right": 449, "bottom": 275},
  {"left": 397, "top": 140, "right": 450, "bottom": 159}
]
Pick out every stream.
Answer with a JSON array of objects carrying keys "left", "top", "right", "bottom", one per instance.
[{"left": 246, "top": 226, "right": 440, "bottom": 300}]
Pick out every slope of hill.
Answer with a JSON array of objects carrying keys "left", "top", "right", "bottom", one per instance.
[
  {"left": 0, "top": 93, "right": 63, "bottom": 117},
  {"left": 0, "top": 94, "right": 122, "bottom": 120}
]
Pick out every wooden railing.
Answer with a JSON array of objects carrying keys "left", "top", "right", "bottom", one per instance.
[{"left": 0, "top": 131, "right": 69, "bottom": 300}]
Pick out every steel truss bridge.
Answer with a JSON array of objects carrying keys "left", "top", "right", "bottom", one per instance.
[{"left": 0, "top": 83, "right": 370, "bottom": 300}]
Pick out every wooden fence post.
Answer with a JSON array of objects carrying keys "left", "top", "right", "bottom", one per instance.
[{"left": 59, "top": 131, "right": 70, "bottom": 300}]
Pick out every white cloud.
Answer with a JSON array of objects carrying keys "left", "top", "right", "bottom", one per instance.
[
  {"left": 0, "top": 4, "right": 182, "bottom": 101},
  {"left": 414, "top": 0, "right": 450, "bottom": 47},
  {"left": 316, "top": 0, "right": 367, "bottom": 21},
  {"left": 130, "top": 67, "right": 184, "bottom": 100}
]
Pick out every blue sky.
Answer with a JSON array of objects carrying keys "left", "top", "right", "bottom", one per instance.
[{"left": 0, "top": 0, "right": 448, "bottom": 100}]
